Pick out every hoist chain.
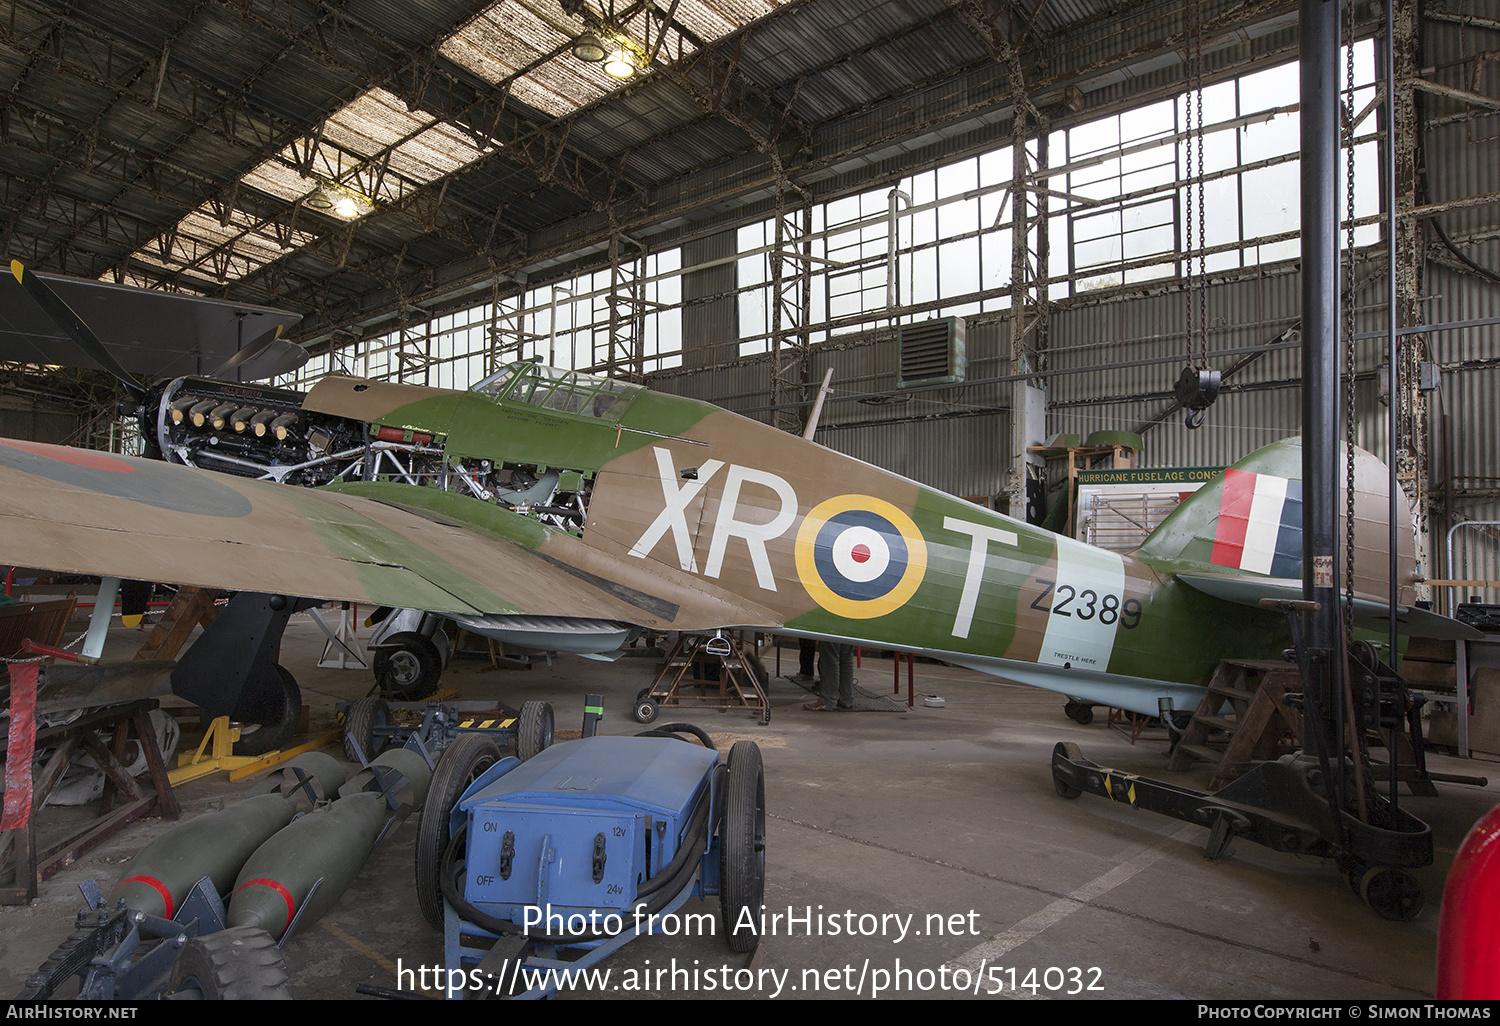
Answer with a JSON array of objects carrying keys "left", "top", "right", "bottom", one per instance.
[{"left": 1343, "top": 0, "right": 1358, "bottom": 630}]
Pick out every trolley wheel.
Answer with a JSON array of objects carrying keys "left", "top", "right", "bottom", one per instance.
[
  {"left": 1360, "top": 866, "right": 1424, "bottom": 922},
  {"left": 1052, "top": 741, "right": 1083, "bottom": 799},
  {"left": 415, "top": 733, "right": 503, "bottom": 931},
  {"left": 634, "top": 697, "right": 659, "bottom": 724},
  {"left": 233, "top": 664, "right": 301, "bottom": 757},
  {"left": 342, "top": 697, "right": 390, "bottom": 765},
  {"left": 373, "top": 632, "right": 442, "bottom": 700},
  {"left": 516, "top": 701, "right": 554, "bottom": 762},
  {"left": 167, "top": 925, "right": 292, "bottom": 999},
  {"left": 719, "top": 741, "right": 767, "bottom": 953}
]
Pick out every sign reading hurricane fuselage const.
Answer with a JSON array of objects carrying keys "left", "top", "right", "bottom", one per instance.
[{"left": 0, "top": 265, "right": 1476, "bottom": 719}]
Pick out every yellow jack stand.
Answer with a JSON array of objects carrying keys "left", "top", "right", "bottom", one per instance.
[
  {"left": 170, "top": 717, "right": 341, "bottom": 786},
  {"left": 169, "top": 716, "right": 265, "bottom": 786}
]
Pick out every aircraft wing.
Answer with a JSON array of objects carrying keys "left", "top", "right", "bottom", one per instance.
[
  {"left": 1176, "top": 572, "right": 1483, "bottom": 641},
  {"left": 0, "top": 271, "right": 304, "bottom": 382},
  {"left": 0, "top": 439, "right": 780, "bottom": 633}
]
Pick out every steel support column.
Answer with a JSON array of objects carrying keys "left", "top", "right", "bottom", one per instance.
[
  {"left": 769, "top": 184, "right": 811, "bottom": 434},
  {"left": 1299, "top": 0, "right": 1345, "bottom": 787}
]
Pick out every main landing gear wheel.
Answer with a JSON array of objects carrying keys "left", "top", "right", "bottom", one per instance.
[
  {"left": 374, "top": 632, "right": 442, "bottom": 700},
  {"left": 633, "top": 689, "right": 659, "bottom": 725},
  {"left": 1052, "top": 742, "right": 1083, "bottom": 799},
  {"left": 232, "top": 664, "right": 301, "bottom": 757},
  {"left": 516, "top": 701, "right": 554, "bottom": 762},
  {"left": 415, "top": 733, "right": 502, "bottom": 931},
  {"left": 719, "top": 741, "right": 767, "bottom": 953},
  {"left": 167, "top": 926, "right": 293, "bottom": 999},
  {"left": 1359, "top": 866, "right": 1424, "bottom": 922},
  {"left": 342, "top": 697, "right": 389, "bottom": 764}
]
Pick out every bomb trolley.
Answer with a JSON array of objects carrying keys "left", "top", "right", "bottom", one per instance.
[
  {"left": 341, "top": 695, "right": 555, "bottom": 768},
  {"left": 414, "top": 720, "right": 765, "bottom": 1000}
]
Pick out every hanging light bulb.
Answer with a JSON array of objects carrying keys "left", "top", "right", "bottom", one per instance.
[
  {"left": 573, "top": 31, "right": 607, "bottom": 63},
  {"left": 332, "top": 195, "right": 361, "bottom": 219},
  {"left": 602, "top": 47, "right": 637, "bottom": 79}
]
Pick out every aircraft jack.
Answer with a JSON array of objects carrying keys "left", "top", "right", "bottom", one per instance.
[
  {"left": 1051, "top": 601, "right": 1436, "bottom": 922},
  {"left": 169, "top": 716, "right": 261, "bottom": 785},
  {"left": 1050, "top": 743, "right": 1432, "bottom": 920}
]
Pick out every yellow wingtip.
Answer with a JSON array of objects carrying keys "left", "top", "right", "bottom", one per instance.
[{"left": 10, "top": 260, "right": 23, "bottom": 284}]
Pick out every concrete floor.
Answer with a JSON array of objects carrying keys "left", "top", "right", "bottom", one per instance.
[{"left": 3, "top": 611, "right": 1496, "bottom": 1001}]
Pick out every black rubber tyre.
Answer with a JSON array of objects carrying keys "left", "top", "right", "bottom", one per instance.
[
  {"left": 1360, "top": 866, "right": 1425, "bottom": 922},
  {"left": 516, "top": 701, "right": 554, "bottom": 762},
  {"left": 233, "top": 665, "right": 301, "bottom": 757},
  {"left": 1052, "top": 742, "right": 1083, "bottom": 799},
  {"left": 1073, "top": 704, "right": 1094, "bottom": 726},
  {"left": 415, "top": 733, "right": 503, "bottom": 931},
  {"left": 719, "top": 741, "right": 766, "bottom": 953},
  {"left": 342, "top": 697, "right": 390, "bottom": 765},
  {"left": 373, "top": 632, "right": 442, "bottom": 700},
  {"left": 634, "top": 697, "right": 659, "bottom": 724},
  {"left": 168, "top": 925, "right": 293, "bottom": 999}
]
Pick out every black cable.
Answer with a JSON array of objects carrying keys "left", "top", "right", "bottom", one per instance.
[
  {"left": 1429, "top": 217, "right": 1500, "bottom": 285},
  {"left": 633, "top": 722, "right": 716, "bottom": 750}
]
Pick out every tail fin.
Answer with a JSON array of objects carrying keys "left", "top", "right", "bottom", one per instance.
[{"left": 1136, "top": 436, "right": 1418, "bottom": 607}]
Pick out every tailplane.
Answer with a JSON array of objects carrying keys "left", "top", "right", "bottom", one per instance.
[{"left": 1136, "top": 436, "right": 1420, "bottom": 609}]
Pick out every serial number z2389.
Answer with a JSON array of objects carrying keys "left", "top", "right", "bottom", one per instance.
[{"left": 1029, "top": 579, "right": 1142, "bottom": 629}]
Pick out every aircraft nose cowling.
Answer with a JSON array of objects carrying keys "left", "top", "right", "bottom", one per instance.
[{"left": 227, "top": 791, "right": 388, "bottom": 940}]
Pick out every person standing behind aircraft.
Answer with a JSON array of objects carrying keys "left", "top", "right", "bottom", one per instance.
[{"left": 805, "top": 641, "right": 854, "bottom": 711}]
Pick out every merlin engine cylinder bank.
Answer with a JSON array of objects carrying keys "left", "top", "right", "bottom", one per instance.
[{"left": 143, "top": 372, "right": 598, "bottom": 533}]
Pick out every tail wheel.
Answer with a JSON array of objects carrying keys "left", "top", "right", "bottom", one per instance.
[
  {"left": 168, "top": 926, "right": 293, "bottom": 999},
  {"left": 342, "top": 697, "right": 390, "bottom": 765},
  {"left": 415, "top": 733, "right": 503, "bottom": 931},
  {"left": 516, "top": 701, "right": 554, "bottom": 762},
  {"left": 719, "top": 741, "right": 766, "bottom": 953},
  {"left": 233, "top": 665, "right": 301, "bottom": 757}
]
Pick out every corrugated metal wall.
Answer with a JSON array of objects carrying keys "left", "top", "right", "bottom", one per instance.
[
  {"left": 680, "top": 230, "right": 740, "bottom": 369},
  {"left": 0, "top": 405, "right": 79, "bottom": 445},
  {"left": 652, "top": 314, "right": 1015, "bottom": 498},
  {"left": 1046, "top": 269, "right": 1306, "bottom": 468},
  {"left": 1418, "top": 15, "right": 1500, "bottom": 600}
]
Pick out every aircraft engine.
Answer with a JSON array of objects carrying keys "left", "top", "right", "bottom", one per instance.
[
  {"left": 144, "top": 373, "right": 594, "bottom": 533},
  {"left": 148, "top": 377, "right": 365, "bottom": 487}
]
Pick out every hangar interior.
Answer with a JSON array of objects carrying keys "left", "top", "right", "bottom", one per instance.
[{"left": 2, "top": 0, "right": 1500, "bottom": 1003}]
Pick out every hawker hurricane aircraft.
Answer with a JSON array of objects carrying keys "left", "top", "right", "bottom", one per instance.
[{"left": 0, "top": 262, "right": 1472, "bottom": 743}]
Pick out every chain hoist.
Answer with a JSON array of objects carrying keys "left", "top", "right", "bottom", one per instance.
[
  {"left": 1176, "top": 4, "right": 1221, "bottom": 429},
  {"left": 1342, "top": 0, "right": 1359, "bottom": 632}
]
